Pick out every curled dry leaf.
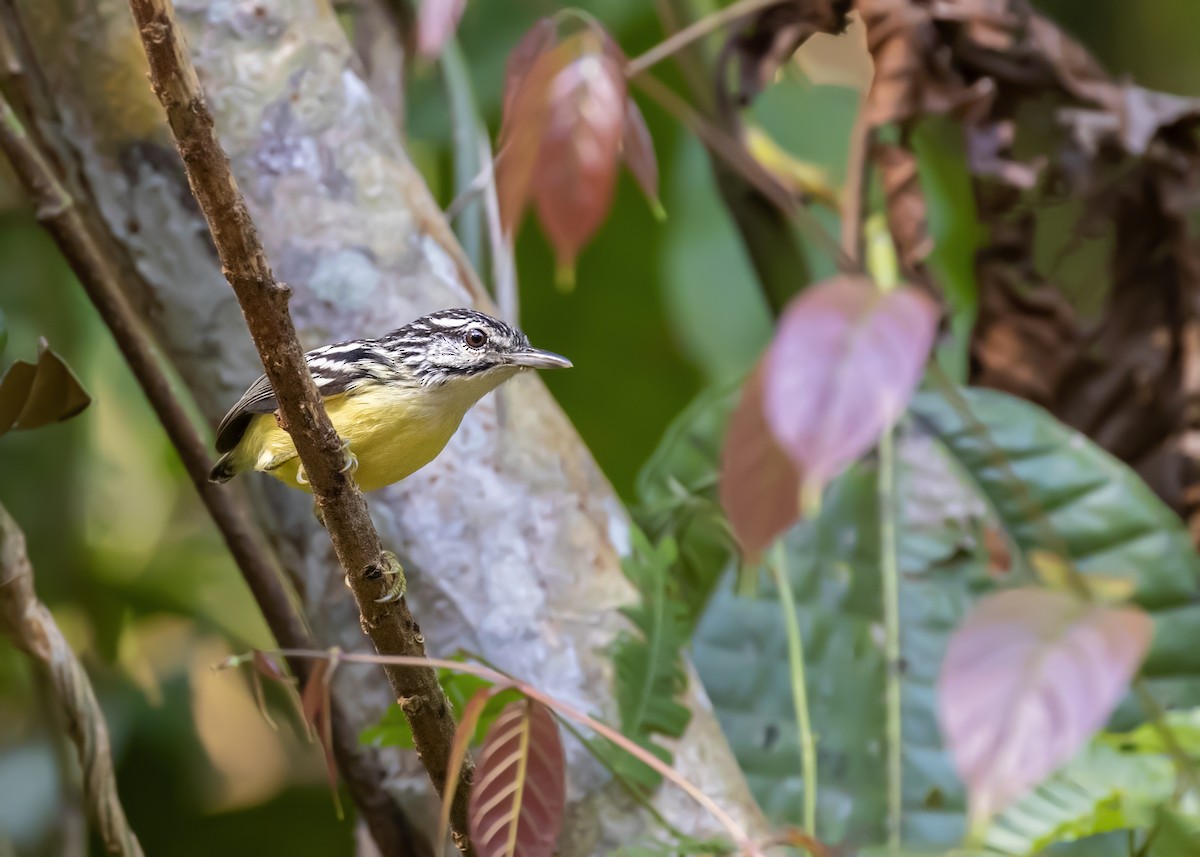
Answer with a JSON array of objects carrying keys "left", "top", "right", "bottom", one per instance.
[
  {"left": 468, "top": 697, "right": 566, "bottom": 857},
  {"left": 762, "top": 275, "right": 939, "bottom": 496},
  {"left": 416, "top": 0, "right": 468, "bottom": 59},
  {"left": 621, "top": 97, "right": 662, "bottom": 215},
  {"left": 938, "top": 588, "right": 1154, "bottom": 824},
  {"left": 300, "top": 658, "right": 341, "bottom": 813},
  {"left": 0, "top": 337, "right": 91, "bottom": 437},
  {"left": 719, "top": 360, "right": 801, "bottom": 560}
]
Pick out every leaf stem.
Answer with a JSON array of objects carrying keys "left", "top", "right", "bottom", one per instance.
[
  {"left": 878, "top": 427, "right": 903, "bottom": 848},
  {"left": 626, "top": 0, "right": 781, "bottom": 78},
  {"left": 770, "top": 542, "right": 818, "bottom": 841}
]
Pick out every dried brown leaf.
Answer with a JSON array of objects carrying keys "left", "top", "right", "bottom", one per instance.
[
  {"left": 0, "top": 338, "right": 91, "bottom": 437},
  {"left": 438, "top": 688, "right": 495, "bottom": 857},
  {"left": 939, "top": 588, "right": 1153, "bottom": 823},
  {"left": 719, "top": 359, "right": 801, "bottom": 559},
  {"left": 468, "top": 698, "right": 566, "bottom": 857},
  {"left": 875, "top": 141, "right": 934, "bottom": 270}
]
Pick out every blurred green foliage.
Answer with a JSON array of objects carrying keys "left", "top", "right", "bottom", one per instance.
[{"left": 1, "top": 0, "right": 1198, "bottom": 854}]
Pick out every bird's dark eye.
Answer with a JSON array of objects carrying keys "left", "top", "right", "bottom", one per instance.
[{"left": 464, "top": 328, "right": 487, "bottom": 348}]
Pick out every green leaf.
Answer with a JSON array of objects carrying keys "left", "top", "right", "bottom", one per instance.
[
  {"left": 360, "top": 669, "right": 520, "bottom": 749},
  {"left": 634, "top": 381, "right": 743, "bottom": 624},
  {"left": 1148, "top": 806, "right": 1200, "bottom": 857},
  {"left": 981, "top": 742, "right": 1175, "bottom": 855},
  {"left": 604, "top": 527, "right": 693, "bottom": 793},
  {"left": 694, "top": 458, "right": 980, "bottom": 846},
  {"left": 912, "top": 117, "right": 983, "bottom": 382},
  {"left": 0, "top": 307, "right": 8, "bottom": 357},
  {"left": 0, "top": 338, "right": 91, "bottom": 437},
  {"left": 910, "top": 386, "right": 1200, "bottom": 684}
]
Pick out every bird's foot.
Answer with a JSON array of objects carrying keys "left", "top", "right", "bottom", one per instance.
[
  {"left": 372, "top": 550, "right": 407, "bottom": 603},
  {"left": 339, "top": 440, "right": 358, "bottom": 475},
  {"left": 296, "top": 463, "right": 309, "bottom": 486}
]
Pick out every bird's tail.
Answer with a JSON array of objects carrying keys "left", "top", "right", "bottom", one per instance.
[{"left": 209, "top": 452, "right": 239, "bottom": 483}]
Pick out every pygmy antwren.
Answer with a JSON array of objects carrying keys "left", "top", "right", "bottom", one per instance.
[{"left": 209, "top": 308, "right": 571, "bottom": 600}]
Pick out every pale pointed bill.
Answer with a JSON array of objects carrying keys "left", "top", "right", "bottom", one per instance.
[{"left": 508, "top": 348, "right": 573, "bottom": 369}]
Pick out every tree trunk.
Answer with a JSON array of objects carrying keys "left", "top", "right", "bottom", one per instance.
[{"left": 9, "top": 0, "right": 766, "bottom": 850}]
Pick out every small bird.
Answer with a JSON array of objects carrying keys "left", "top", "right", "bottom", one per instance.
[
  {"left": 210, "top": 308, "right": 572, "bottom": 494},
  {"left": 209, "top": 309, "right": 570, "bottom": 603}
]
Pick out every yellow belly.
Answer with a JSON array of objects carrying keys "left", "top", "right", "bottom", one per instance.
[{"left": 235, "top": 385, "right": 465, "bottom": 493}]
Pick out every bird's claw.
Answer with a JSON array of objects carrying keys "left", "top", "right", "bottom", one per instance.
[
  {"left": 340, "top": 440, "right": 358, "bottom": 475},
  {"left": 373, "top": 551, "right": 407, "bottom": 603}
]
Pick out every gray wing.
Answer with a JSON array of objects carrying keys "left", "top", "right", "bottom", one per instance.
[{"left": 214, "top": 352, "right": 369, "bottom": 453}]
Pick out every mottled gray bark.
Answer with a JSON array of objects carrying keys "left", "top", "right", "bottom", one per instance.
[{"left": 12, "top": 0, "right": 766, "bottom": 849}]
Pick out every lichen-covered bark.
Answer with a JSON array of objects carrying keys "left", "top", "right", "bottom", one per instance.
[{"left": 12, "top": 0, "right": 765, "bottom": 848}]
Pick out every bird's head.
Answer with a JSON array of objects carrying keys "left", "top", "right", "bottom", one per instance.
[{"left": 383, "top": 308, "right": 571, "bottom": 391}]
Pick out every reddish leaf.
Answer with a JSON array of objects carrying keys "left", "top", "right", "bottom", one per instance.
[
  {"left": 468, "top": 698, "right": 566, "bottom": 857},
  {"left": 938, "top": 588, "right": 1154, "bottom": 824},
  {"left": 416, "top": 0, "right": 467, "bottom": 59},
  {"left": 762, "top": 275, "right": 938, "bottom": 494},
  {"left": 620, "top": 98, "right": 661, "bottom": 212},
  {"left": 496, "top": 41, "right": 573, "bottom": 235},
  {"left": 501, "top": 18, "right": 558, "bottom": 126},
  {"left": 301, "top": 658, "right": 342, "bottom": 815},
  {"left": 719, "top": 360, "right": 801, "bottom": 559},
  {"left": 438, "top": 688, "right": 495, "bottom": 856},
  {"left": 532, "top": 32, "right": 627, "bottom": 276}
]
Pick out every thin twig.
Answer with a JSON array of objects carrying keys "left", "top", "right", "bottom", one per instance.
[
  {"left": 626, "top": 0, "right": 780, "bottom": 78},
  {"left": 841, "top": 109, "right": 873, "bottom": 264},
  {"left": 0, "top": 33, "right": 426, "bottom": 850},
  {"left": 769, "top": 543, "right": 818, "bottom": 842},
  {"left": 0, "top": 503, "right": 144, "bottom": 857},
  {"left": 877, "top": 427, "right": 903, "bottom": 848},
  {"left": 123, "top": 1, "right": 476, "bottom": 851}
]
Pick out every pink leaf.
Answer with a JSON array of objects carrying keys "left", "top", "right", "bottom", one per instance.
[
  {"left": 719, "top": 360, "right": 801, "bottom": 559},
  {"left": 417, "top": 0, "right": 468, "bottom": 59},
  {"left": 938, "top": 588, "right": 1154, "bottom": 824},
  {"left": 469, "top": 698, "right": 566, "bottom": 857},
  {"left": 532, "top": 31, "right": 627, "bottom": 275},
  {"left": 501, "top": 18, "right": 558, "bottom": 128},
  {"left": 621, "top": 98, "right": 661, "bottom": 211},
  {"left": 763, "top": 275, "right": 938, "bottom": 493},
  {"left": 496, "top": 42, "right": 573, "bottom": 234}
]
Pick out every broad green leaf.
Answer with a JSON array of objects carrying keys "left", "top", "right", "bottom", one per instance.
[
  {"left": 763, "top": 276, "right": 938, "bottom": 494},
  {"left": 911, "top": 386, "right": 1200, "bottom": 683},
  {"left": 939, "top": 589, "right": 1153, "bottom": 824},
  {"left": 1148, "top": 807, "right": 1200, "bottom": 857},
  {"left": 694, "top": 457, "right": 979, "bottom": 846},
  {"left": 0, "top": 339, "right": 90, "bottom": 437}
]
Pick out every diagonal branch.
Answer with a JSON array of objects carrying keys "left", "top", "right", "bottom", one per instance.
[
  {"left": 0, "top": 502, "right": 143, "bottom": 857},
  {"left": 123, "top": 0, "right": 476, "bottom": 851},
  {"left": 0, "top": 25, "right": 427, "bottom": 856}
]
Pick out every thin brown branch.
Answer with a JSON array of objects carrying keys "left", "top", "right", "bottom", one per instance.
[
  {"left": 626, "top": 0, "right": 781, "bottom": 78},
  {"left": 124, "top": 0, "right": 475, "bottom": 851},
  {"left": 841, "top": 108, "right": 873, "bottom": 265},
  {"left": 0, "top": 502, "right": 144, "bottom": 857},
  {"left": 0, "top": 13, "right": 426, "bottom": 854}
]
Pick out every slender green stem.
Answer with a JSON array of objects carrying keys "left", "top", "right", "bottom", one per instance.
[
  {"left": 878, "top": 428, "right": 903, "bottom": 848},
  {"left": 770, "top": 542, "right": 818, "bottom": 839}
]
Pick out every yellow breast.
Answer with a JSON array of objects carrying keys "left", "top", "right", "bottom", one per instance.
[{"left": 237, "top": 383, "right": 470, "bottom": 493}]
